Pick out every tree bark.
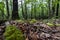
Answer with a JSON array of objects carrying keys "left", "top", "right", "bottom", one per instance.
[
  {"left": 6, "top": 0, "right": 9, "bottom": 19},
  {"left": 21, "top": 0, "right": 24, "bottom": 19},
  {"left": 31, "top": 2, "right": 33, "bottom": 19},
  {"left": 52, "top": 0, "right": 55, "bottom": 17},
  {"left": 48, "top": 0, "right": 51, "bottom": 18},
  {"left": 56, "top": 0, "right": 59, "bottom": 18},
  {"left": 34, "top": 4, "right": 36, "bottom": 19},
  {"left": 24, "top": 0, "right": 27, "bottom": 19}
]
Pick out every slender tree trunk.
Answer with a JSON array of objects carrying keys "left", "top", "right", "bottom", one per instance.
[
  {"left": 21, "top": 0, "right": 24, "bottom": 19},
  {"left": 6, "top": 0, "right": 9, "bottom": 19},
  {"left": 39, "top": 2, "right": 41, "bottom": 19},
  {"left": 52, "top": 0, "right": 55, "bottom": 17},
  {"left": 48, "top": 0, "right": 51, "bottom": 18},
  {"left": 56, "top": 0, "right": 59, "bottom": 18},
  {"left": 39, "top": 10, "right": 40, "bottom": 19},
  {"left": 31, "top": 2, "right": 33, "bottom": 19},
  {"left": 24, "top": 0, "right": 27, "bottom": 19},
  {"left": 1, "top": 10, "right": 4, "bottom": 20},
  {"left": 12, "top": 0, "right": 19, "bottom": 20},
  {"left": 41, "top": 0, "right": 44, "bottom": 19},
  {"left": 34, "top": 4, "right": 36, "bottom": 19}
]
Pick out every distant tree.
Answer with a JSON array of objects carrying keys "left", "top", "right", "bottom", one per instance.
[
  {"left": 34, "top": 0, "right": 37, "bottom": 19},
  {"left": 41, "top": 0, "right": 44, "bottom": 19},
  {"left": 24, "top": 0, "right": 27, "bottom": 19},
  {"left": 47, "top": 0, "right": 51, "bottom": 18},
  {"left": 31, "top": 1, "right": 34, "bottom": 19},
  {"left": 49, "top": 0, "right": 51, "bottom": 15},
  {"left": 12, "top": 0, "right": 19, "bottom": 20},
  {"left": 21, "top": 0, "right": 24, "bottom": 19},
  {"left": 56, "top": 0, "right": 59, "bottom": 18},
  {"left": 6, "top": 0, "right": 10, "bottom": 19},
  {"left": 52, "top": 0, "right": 55, "bottom": 16}
]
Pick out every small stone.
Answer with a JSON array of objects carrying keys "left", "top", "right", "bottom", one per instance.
[{"left": 45, "top": 33, "right": 51, "bottom": 38}]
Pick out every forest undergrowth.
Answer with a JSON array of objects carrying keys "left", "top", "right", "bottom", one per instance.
[{"left": 0, "top": 19, "right": 60, "bottom": 40}]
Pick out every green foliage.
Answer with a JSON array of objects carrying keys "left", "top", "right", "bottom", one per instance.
[
  {"left": 0, "top": 2, "right": 4, "bottom": 11},
  {"left": 0, "top": 0, "right": 60, "bottom": 20},
  {"left": 4, "top": 25, "right": 25, "bottom": 40}
]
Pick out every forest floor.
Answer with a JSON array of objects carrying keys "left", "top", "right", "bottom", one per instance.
[{"left": 0, "top": 19, "right": 60, "bottom": 40}]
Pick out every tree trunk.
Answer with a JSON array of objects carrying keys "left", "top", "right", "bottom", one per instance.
[
  {"left": 56, "top": 0, "right": 59, "bottom": 18},
  {"left": 52, "top": 0, "right": 55, "bottom": 17},
  {"left": 6, "top": 0, "right": 9, "bottom": 19},
  {"left": 34, "top": 4, "right": 36, "bottom": 19},
  {"left": 31, "top": 2, "right": 33, "bottom": 19},
  {"left": 12, "top": 0, "right": 19, "bottom": 20},
  {"left": 48, "top": 0, "right": 51, "bottom": 18},
  {"left": 24, "top": 0, "right": 27, "bottom": 19},
  {"left": 21, "top": 0, "right": 24, "bottom": 19}
]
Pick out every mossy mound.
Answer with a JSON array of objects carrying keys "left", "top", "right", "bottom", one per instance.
[
  {"left": 30, "top": 19, "right": 37, "bottom": 24},
  {"left": 4, "top": 25, "right": 25, "bottom": 40}
]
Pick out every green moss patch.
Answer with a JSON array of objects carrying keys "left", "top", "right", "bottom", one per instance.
[{"left": 4, "top": 25, "right": 25, "bottom": 40}]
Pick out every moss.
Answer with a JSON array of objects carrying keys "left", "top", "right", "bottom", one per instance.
[
  {"left": 56, "top": 24, "right": 60, "bottom": 26},
  {"left": 16, "top": 20, "right": 24, "bottom": 23},
  {"left": 30, "top": 19, "right": 37, "bottom": 24},
  {"left": 4, "top": 25, "right": 25, "bottom": 40},
  {"left": 46, "top": 23, "right": 54, "bottom": 27}
]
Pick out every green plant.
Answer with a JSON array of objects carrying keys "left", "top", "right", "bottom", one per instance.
[{"left": 4, "top": 25, "right": 25, "bottom": 40}]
